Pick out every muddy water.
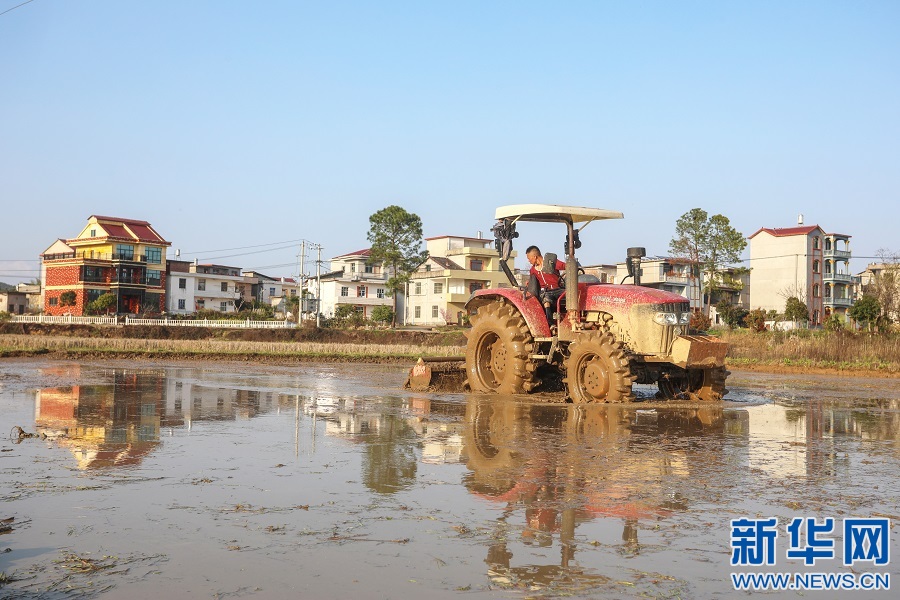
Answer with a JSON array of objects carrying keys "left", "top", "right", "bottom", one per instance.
[{"left": 0, "top": 360, "right": 898, "bottom": 599}]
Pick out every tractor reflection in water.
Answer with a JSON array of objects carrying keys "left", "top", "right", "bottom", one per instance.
[{"left": 461, "top": 396, "right": 748, "bottom": 589}]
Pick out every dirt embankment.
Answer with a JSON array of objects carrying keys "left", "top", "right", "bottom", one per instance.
[{"left": 0, "top": 323, "right": 467, "bottom": 347}]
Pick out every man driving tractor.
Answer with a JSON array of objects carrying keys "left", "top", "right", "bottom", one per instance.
[{"left": 525, "top": 245, "right": 566, "bottom": 326}]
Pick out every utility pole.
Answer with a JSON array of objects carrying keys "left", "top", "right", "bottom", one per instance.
[
  {"left": 299, "top": 241, "right": 306, "bottom": 322},
  {"left": 315, "top": 244, "right": 322, "bottom": 328}
]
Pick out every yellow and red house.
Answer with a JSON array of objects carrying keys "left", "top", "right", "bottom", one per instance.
[{"left": 41, "top": 215, "right": 171, "bottom": 315}]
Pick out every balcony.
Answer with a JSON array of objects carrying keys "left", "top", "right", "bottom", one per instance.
[
  {"left": 824, "top": 272, "right": 852, "bottom": 283},
  {"left": 348, "top": 272, "right": 386, "bottom": 282},
  {"left": 411, "top": 269, "right": 451, "bottom": 280},
  {"left": 824, "top": 297, "right": 852, "bottom": 308},
  {"left": 823, "top": 248, "right": 851, "bottom": 260},
  {"left": 444, "top": 247, "right": 497, "bottom": 257},
  {"left": 335, "top": 296, "right": 389, "bottom": 306}
]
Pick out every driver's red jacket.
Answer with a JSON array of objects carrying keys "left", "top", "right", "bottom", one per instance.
[{"left": 529, "top": 259, "right": 566, "bottom": 290}]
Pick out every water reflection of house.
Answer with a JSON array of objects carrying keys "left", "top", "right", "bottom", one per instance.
[
  {"left": 740, "top": 400, "right": 893, "bottom": 479},
  {"left": 162, "top": 371, "right": 277, "bottom": 426},
  {"left": 35, "top": 370, "right": 166, "bottom": 469}
]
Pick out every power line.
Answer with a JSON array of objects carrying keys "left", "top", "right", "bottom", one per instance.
[
  {"left": 174, "top": 237, "right": 319, "bottom": 256},
  {"left": 0, "top": 0, "right": 36, "bottom": 18}
]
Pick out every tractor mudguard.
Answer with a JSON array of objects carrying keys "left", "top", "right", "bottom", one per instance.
[{"left": 466, "top": 288, "right": 551, "bottom": 337}]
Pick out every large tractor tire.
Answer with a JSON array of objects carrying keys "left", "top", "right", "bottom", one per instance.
[
  {"left": 564, "top": 331, "right": 635, "bottom": 403},
  {"left": 465, "top": 302, "right": 536, "bottom": 394},
  {"left": 657, "top": 366, "right": 730, "bottom": 401}
]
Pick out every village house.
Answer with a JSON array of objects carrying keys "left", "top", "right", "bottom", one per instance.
[
  {"left": 407, "top": 235, "right": 515, "bottom": 326},
  {"left": 748, "top": 219, "right": 854, "bottom": 325},
  {"left": 166, "top": 260, "right": 254, "bottom": 314},
  {"left": 315, "top": 249, "right": 394, "bottom": 320},
  {"left": 615, "top": 256, "right": 703, "bottom": 311},
  {"left": 40, "top": 215, "right": 171, "bottom": 315}
]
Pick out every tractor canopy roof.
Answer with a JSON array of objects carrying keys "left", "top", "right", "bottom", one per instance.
[{"left": 495, "top": 204, "right": 624, "bottom": 224}]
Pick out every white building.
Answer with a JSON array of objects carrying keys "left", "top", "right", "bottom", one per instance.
[
  {"left": 748, "top": 223, "right": 853, "bottom": 325},
  {"left": 407, "top": 235, "right": 515, "bottom": 326},
  {"left": 615, "top": 256, "right": 702, "bottom": 310},
  {"left": 315, "top": 249, "right": 394, "bottom": 320},
  {"left": 166, "top": 261, "right": 252, "bottom": 314}
]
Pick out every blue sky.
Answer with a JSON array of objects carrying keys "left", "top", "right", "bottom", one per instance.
[{"left": 1, "top": 0, "right": 898, "bottom": 283}]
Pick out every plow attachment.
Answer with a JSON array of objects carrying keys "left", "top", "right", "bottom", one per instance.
[{"left": 404, "top": 357, "right": 468, "bottom": 392}]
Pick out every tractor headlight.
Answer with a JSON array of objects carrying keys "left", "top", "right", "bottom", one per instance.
[
  {"left": 679, "top": 312, "right": 691, "bottom": 324},
  {"left": 654, "top": 312, "right": 678, "bottom": 325}
]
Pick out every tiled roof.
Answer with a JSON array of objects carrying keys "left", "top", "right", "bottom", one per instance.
[
  {"left": 430, "top": 256, "right": 463, "bottom": 270},
  {"left": 424, "top": 235, "right": 490, "bottom": 242},
  {"left": 748, "top": 225, "right": 821, "bottom": 239},
  {"left": 337, "top": 248, "right": 371, "bottom": 258}
]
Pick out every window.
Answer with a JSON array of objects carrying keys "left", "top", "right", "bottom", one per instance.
[
  {"left": 432, "top": 305, "right": 439, "bottom": 318},
  {"left": 357, "top": 286, "right": 367, "bottom": 297},
  {"left": 290, "top": 289, "right": 296, "bottom": 296},
  {"left": 220, "top": 302, "right": 227, "bottom": 312},
  {"left": 415, "top": 282, "right": 422, "bottom": 295},
  {"left": 813, "top": 284, "right": 820, "bottom": 298},
  {"left": 470, "top": 259, "right": 483, "bottom": 271},
  {"left": 178, "top": 299, "right": 186, "bottom": 310},
  {"left": 825, "top": 261, "right": 832, "bottom": 274},
  {"left": 434, "top": 282, "right": 443, "bottom": 294},
  {"left": 813, "top": 260, "right": 820, "bottom": 274},
  {"left": 341, "top": 286, "right": 349, "bottom": 297},
  {"left": 351, "top": 263, "right": 356, "bottom": 273},
  {"left": 49, "top": 297, "right": 58, "bottom": 306},
  {"left": 414, "top": 306, "right": 421, "bottom": 318},
  {"left": 198, "top": 279, "right": 206, "bottom": 291},
  {"left": 425, "top": 264, "right": 431, "bottom": 272},
  {"left": 179, "top": 278, "right": 186, "bottom": 289},
  {"left": 146, "top": 247, "right": 162, "bottom": 264},
  {"left": 146, "top": 270, "right": 161, "bottom": 286},
  {"left": 221, "top": 282, "right": 228, "bottom": 292},
  {"left": 90, "top": 229, "right": 96, "bottom": 237},
  {"left": 86, "top": 289, "right": 103, "bottom": 303},
  {"left": 813, "top": 236, "right": 820, "bottom": 250},
  {"left": 115, "top": 244, "right": 135, "bottom": 260},
  {"left": 269, "top": 287, "right": 276, "bottom": 296},
  {"left": 196, "top": 299, "right": 205, "bottom": 309},
  {"left": 376, "top": 288, "right": 385, "bottom": 299},
  {"left": 365, "top": 264, "right": 373, "bottom": 274},
  {"left": 469, "top": 282, "right": 482, "bottom": 294}
]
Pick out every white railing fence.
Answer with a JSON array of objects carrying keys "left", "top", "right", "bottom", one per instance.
[
  {"left": 124, "top": 317, "right": 294, "bottom": 329},
  {"left": 6, "top": 315, "right": 295, "bottom": 329},
  {"left": 8, "top": 315, "right": 118, "bottom": 325}
]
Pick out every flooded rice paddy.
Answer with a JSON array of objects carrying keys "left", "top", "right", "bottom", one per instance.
[{"left": 0, "top": 359, "right": 898, "bottom": 599}]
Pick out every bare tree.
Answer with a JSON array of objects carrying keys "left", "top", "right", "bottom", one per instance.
[{"left": 862, "top": 248, "right": 900, "bottom": 324}]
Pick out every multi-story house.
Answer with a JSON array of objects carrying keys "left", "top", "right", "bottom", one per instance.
[
  {"left": 407, "top": 235, "right": 515, "bottom": 326},
  {"left": 40, "top": 215, "right": 170, "bottom": 315},
  {"left": 748, "top": 221, "right": 853, "bottom": 325},
  {"left": 242, "top": 271, "right": 301, "bottom": 315},
  {"left": 166, "top": 260, "right": 253, "bottom": 314},
  {"left": 316, "top": 249, "right": 393, "bottom": 320},
  {"left": 857, "top": 262, "right": 899, "bottom": 323},
  {"left": 615, "top": 256, "right": 702, "bottom": 310}
]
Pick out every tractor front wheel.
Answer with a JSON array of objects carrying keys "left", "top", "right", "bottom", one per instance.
[
  {"left": 465, "top": 302, "right": 536, "bottom": 394},
  {"left": 565, "top": 331, "right": 634, "bottom": 403}
]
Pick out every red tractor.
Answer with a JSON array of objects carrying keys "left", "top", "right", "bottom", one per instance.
[{"left": 461, "top": 204, "right": 728, "bottom": 403}]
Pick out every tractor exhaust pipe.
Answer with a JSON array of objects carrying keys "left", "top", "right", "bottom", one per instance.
[{"left": 626, "top": 247, "right": 646, "bottom": 286}]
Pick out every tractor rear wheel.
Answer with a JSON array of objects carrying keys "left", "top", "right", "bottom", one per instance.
[
  {"left": 565, "top": 331, "right": 634, "bottom": 403},
  {"left": 465, "top": 302, "right": 536, "bottom": 394}
]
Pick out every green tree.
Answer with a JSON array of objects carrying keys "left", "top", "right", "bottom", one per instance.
[
  {"left": 367, "top": 206, "right": 429, "bottom": 327},
  {"left": 784, "top": 296, "right": 809, "bottom": 324},
  {"left": 824, "top": 313, "right": 845, "bottom": 332},
  {"left": 371, "top": 305, "right": 393, "bottom": 325},
  {"left": 716, "top": 299, "right": 748, "bottom": 329},
  {"left": 745, "top": 308, "right": 768, "bottom": 332},
  {"left": 59, "top": 291, "right": 76, "bottom": 306},
  {"left": 670, "top": 209, "right": 747, "bottom": 316},
  {"left": 86, "top": 292, "right": 116, "bottom": 315},
  {"left": 849, "top": 294, "right": 881, "bottom": 331}
]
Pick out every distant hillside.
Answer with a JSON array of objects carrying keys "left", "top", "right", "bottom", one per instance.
[{"left": 0, "top": 281, "right": 15, "bottom": 292}]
